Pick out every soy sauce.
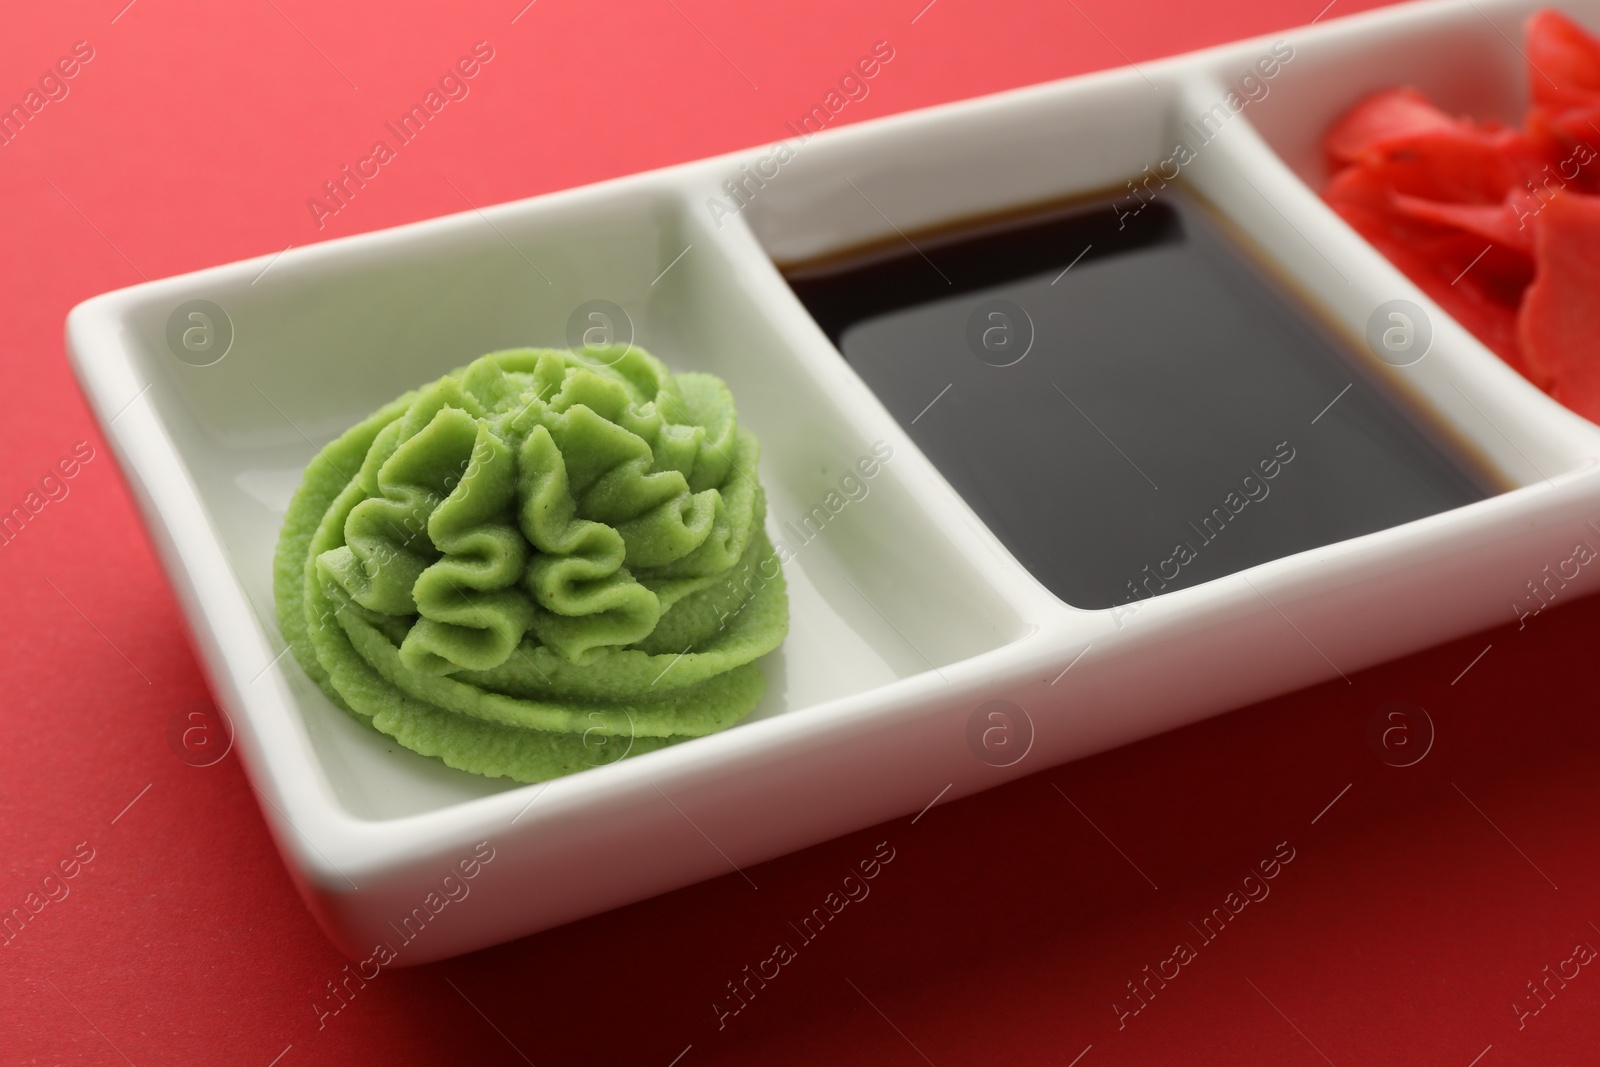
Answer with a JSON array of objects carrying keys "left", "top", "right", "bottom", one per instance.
[{"left": 783, "top": 189, "right": 1496, "bottom": 610}]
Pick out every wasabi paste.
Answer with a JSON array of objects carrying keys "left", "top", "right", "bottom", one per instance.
[{"left": 273, "top": 346, "right": 788, "bottom": 783}]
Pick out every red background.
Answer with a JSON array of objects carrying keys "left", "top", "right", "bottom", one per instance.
[{"left": 3, "top": 0, "right": 1596, "bottom": 1063}]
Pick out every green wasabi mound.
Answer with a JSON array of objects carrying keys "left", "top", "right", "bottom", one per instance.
[{"left": 273, "top": 346, "right": 789, "bottom": 783}]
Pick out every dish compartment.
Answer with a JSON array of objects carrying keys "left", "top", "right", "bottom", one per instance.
[
  {"left": 1229, "top": 0, "right": 1600, "bottom": 473},
  {"left": 719, "top": 54, "right": 1570, "bottom": 618},
  {"left": 86, "top": 180, "right": 1033, "bottom": 821}
]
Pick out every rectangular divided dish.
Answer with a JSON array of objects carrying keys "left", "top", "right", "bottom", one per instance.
[{"left": 67, "top": 0, "right": 1600, "bottom": 962}]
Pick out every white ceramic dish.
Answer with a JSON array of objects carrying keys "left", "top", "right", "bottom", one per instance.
[{"left": 68, "top": 0, "right": 1600, "bottom": 963}]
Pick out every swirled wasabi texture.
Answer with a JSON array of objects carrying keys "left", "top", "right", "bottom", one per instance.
[{"left": 273, "top": 346, "right": 788, "bottom": 783}]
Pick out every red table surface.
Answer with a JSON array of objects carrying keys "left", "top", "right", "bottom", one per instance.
[{"left": 5, "top": 0, "right": 1597, "bottom": 1063}]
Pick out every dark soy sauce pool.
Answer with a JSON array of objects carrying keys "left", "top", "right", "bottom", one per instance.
[{"left": 783, "top": 189, "right": 1497, "bottom": 611}]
